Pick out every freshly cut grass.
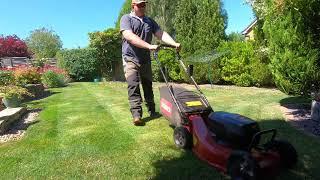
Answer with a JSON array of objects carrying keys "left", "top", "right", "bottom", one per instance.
[{"left": 0, "top": 82, "right": 319, "bottom": 179}]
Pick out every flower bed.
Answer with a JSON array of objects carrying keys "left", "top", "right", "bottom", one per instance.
[{"left": 0, "top": 64, "right": 69, "bottom": 108}]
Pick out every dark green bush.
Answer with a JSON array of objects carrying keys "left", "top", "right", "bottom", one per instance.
[
  {"left": 41, "top": 70, "right": 66, "bottom": 88},
  {"left": 56, "top": 48, "right": 100, "bottom": 81}
]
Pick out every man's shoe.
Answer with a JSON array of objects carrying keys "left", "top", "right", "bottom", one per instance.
[
  {"left": 133, "top": 118, "right": 145, "bottom": 126},
  {"left": 149, "top": 111, "right": 161, "bottom": 118}
]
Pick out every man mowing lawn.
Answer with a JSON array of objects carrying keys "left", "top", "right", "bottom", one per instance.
[{"left": 120, "top": 0, "right": 181, "bottom": 126}]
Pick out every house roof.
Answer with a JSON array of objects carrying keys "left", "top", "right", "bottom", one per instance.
[{"left": 241, "top": 19, "right": 258, "bottom": 35}]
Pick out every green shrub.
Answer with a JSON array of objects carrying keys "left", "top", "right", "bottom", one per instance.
[
  {"left": 151, "top": 60, "right": 162, "bottom": 82},
  {"left": 56, "top": 48, "right": 100, "bottom": 81},
  {"left": 0, "top": 85, "right": 33, "bottom": 99},
  {"left": 184, "top": 63, "right": 209, "bottom": 84},
  {"left": 14, "top": 67, "right": 42, "bottom": 85},
  {"left": 41, "top": 70, "right": 66, "bottom": 88},
  {"left": 158, "top": 49, "right": 184, "bottom": 82},
  {"left": 0, "top": 71, "right": 14, "bottom": 86},
  {"left": 151, "top": 49, "right": 184, "bottom": 82},
  {"left": 152, "top": 50, "right": 224, "bottom": 84},
  {"left": 184, "top": 52, "right": 224, "bottom": 84},
  {"left": 31, "top": 58, "right": 48, "bottom": 68},
  {"left": 217, "top": 41, "right": 273, "bottom": 87}
]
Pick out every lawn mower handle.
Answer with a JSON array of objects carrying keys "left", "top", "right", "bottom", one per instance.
[
  {"left": 248, "top": 128, "right": 277, "bottom": 151},
  {"left": 152, "top": 45, "right": 211, "bottom": 109}
]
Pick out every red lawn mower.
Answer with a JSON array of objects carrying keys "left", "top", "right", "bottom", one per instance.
[{"left": 153, "top": 45, "right": 298, "bottom": 180}]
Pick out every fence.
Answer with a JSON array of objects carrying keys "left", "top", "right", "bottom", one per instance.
[{"left": 0, "top": 57, "right": 57, "bottom": 68}]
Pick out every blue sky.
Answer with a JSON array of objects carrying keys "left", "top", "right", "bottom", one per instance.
[{"left": 0, "top": 0, "right": 255, "bottom": 49}]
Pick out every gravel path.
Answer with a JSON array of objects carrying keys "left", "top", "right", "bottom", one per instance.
[
  {"left": 0, "top": 109, "right": 40, "bottom": 143},
  {"left": 280, "top": 104, "right": 320, "bottom": 138}
]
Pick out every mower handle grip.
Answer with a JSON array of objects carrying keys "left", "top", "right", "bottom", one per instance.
[
  {"left": 154, "top": 44, "right": 181, "bottom": 58},
  {"left": 158, "top": 44, "right": 177, "bottom": 49}
]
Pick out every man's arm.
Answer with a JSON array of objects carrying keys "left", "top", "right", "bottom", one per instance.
[
  {"left": 122, "top": 30, "right": 158, "bottom": 50},
  {"left": 154, "top": 30, "right": 181, "bottom": 50}
]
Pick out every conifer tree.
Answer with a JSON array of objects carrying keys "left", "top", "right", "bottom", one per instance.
[
  {"left": 174, "top": 0, "right": 198, "bottom": 56},
  {"left": 194, "top": 0, "right": 227, "bottom": 54}
]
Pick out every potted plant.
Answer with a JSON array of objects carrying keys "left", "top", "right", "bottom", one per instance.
[{"left": 0, "top": 85, "right": 33, "bottom": 108}]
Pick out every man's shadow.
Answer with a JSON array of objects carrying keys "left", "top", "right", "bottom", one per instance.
[{"left": 143, "top": 113, "right": 162, "bottom": 123}]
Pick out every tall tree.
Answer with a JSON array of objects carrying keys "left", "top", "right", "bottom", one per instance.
[
  {"left": 26, "top": 27, "right": 62, "bottom": 59},
  {"left": 174, "top": 0, "right": 198, "bottom": 56},
  {"left": 175, "top": 0, "right": 227, "bottom": 56},
  {"left": 194, "top": 0, "right": 227, "bottom": 53},
  {"left": 147, "top": 0, "right": 179, "bottom": 36}
]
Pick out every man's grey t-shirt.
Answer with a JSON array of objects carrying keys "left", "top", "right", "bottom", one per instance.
[{"left": 120, "top": 13, "right": 160, "bottom": 64}]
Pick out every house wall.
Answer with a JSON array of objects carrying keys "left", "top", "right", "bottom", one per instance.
[{"left": 245, "top": 30, "right": 255, "bottom": 41}]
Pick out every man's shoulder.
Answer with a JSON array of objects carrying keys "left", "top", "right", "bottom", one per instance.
[
  {"left": 121, "top": 14, "right": 130, "bottom": 19},
  {"left": 144, "top": 16, "right": 154, "bottom": 21}
]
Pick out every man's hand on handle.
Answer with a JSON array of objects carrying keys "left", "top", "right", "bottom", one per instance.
[
  {"left": 174, "top": 43, "right": 181, "bottom": 52},
  {"left": 148, "top": 44, "right": 159, "bottom": 51}
]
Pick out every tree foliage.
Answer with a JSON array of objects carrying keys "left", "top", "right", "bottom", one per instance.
[
  {"left": 0, "top": 35, "right": 31, "bottom": 58},
  {"left": 147, "top": 0, "right": 178, "bottom": 35},
  {"left": 194, "top": 0, "right": 227, "bottom": 53},
  {"left": 249, "top": 0, "right": 320, "bottom": 94},
  {"left": 174, "top": 0, "right": 227, "bottom": 56},
  {"left": 26, "top": 27, "right": 62, "bottom": 59},
  {"left": 88, "top": 28, "right": 122, "bottom": 79},
  {"left": 174, "top": 0, "right": 198, "bottom": 56},
  {"left": 227, "top": 32, "right": 245, "bottom": 42},
  {"left": 115, "top": 0, "right": 132, "bottom": 28}
]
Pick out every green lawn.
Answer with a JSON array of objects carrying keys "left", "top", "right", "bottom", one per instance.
[{"left": 0, "top": 82, "right": 319, "bottom": 179}]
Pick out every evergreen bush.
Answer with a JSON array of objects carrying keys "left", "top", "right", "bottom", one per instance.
[
  {"left": 56, "top": 48, "right": 100, "bottom": 81},
  {"left": 41, "top": 70, "right": 66, "bottom": 88}
]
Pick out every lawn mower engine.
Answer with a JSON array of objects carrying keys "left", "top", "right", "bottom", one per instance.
[
  {"left": 159, "top": 85, "right": 211, "bottom": 127},
  {"left": 207, "top": 112, "right": 261, "bottom": 149}
]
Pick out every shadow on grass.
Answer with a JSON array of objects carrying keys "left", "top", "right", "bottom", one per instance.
[
  {"left": 279, "top": 96, "right": 311, "bottom": 107},
  {"left": 22, "top": 90, "right": 61, "bottom": 105},
  {"left": 152, "top": 118, "right": 318, "bottom": 180},
  {"left": 151, "top": 150, "right": 226, "bottom": 180},
  {"left": 22, "top": 91, "right": 61, "bottom": 108},
  {"left": 143, "top": 113, "right": 162, "bottom": 123}
]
